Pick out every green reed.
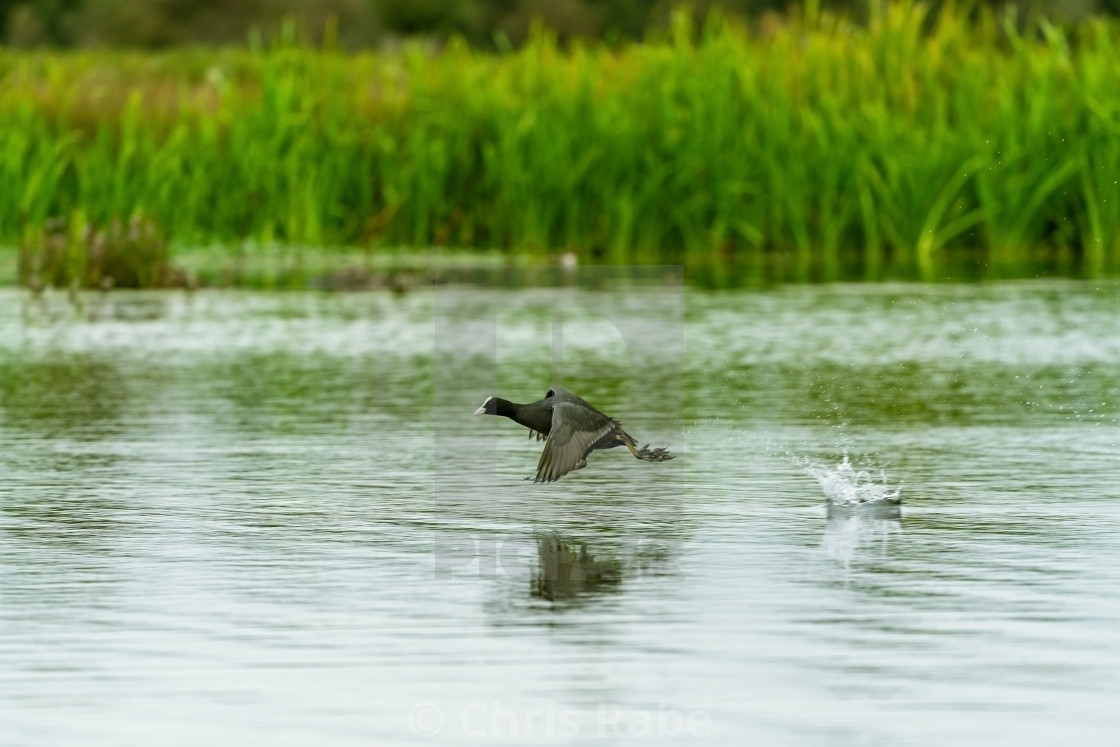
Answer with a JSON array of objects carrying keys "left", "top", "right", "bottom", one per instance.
[{"left": 3, "top": 1, "right": 1120, "bottom": 287}]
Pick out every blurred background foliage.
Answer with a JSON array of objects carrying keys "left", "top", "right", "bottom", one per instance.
[
  {"left": 3, "top": 0, "right": 1120, "bottom": 48},
  {"left": 6, "top": 0, "right": 1120, "bottom": 287}
]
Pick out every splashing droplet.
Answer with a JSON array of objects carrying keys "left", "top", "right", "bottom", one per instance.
[{"left": 803, "top": 456, "right": 901, "bottom": 506}]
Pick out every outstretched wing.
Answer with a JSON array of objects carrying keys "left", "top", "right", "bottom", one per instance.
[{"left": 535, "top": 401, "right": 614, "bottom": 483}]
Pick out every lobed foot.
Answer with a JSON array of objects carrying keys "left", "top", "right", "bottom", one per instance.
[{"left": 635, "top": 444, "right": 675, "bottom": 462}]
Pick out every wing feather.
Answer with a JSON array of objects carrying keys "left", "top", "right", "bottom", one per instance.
[{"left": 534, "top": 402, "right": 614, "bottom": 483}]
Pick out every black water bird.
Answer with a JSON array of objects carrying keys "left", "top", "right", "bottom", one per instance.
[{"left": 473, "top": 386, "right": 675, "bottom": 483}]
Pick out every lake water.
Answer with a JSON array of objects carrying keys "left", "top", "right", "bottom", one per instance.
[{"left": 1, "top": 280, "right": 1119, "bottom": 745}]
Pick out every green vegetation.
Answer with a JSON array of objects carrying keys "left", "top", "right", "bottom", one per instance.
[
  {"left": 18, "top": 214, "right": 171, "bottom": 289},
  {"left": 4, "top": 1, "right": 1120, "bottom": 286},
  {"left": 5, "top": 1, "right": 1119, "bottom": 49}
]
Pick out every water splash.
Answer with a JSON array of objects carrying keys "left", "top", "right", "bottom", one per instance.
[
  {"left": 803, "top": 455, "right": 901, "bottom": 507},
  {"left": 796, "top": 455, "right": 903, "bottom": 568}
]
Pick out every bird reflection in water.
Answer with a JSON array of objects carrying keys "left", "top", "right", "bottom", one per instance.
[{"left": 531, "top": 534, "right": 622, "bottom": 601}]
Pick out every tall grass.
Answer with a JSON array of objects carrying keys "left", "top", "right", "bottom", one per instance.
[{"left": 3, "top": 2, "right": 1120, "bottom": 285}]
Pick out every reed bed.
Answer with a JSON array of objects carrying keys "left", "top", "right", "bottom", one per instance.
[{"left": 3, "top": 2, "right": 1120, "bottom": 286}]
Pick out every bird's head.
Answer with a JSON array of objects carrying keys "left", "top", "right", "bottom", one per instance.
[{"left": 474, "top": 396, "right": 497, "bottom": 416}]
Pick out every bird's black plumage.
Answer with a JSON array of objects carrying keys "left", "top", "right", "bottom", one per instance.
[{"left": 474, "top": 386, "right": 674, "bottom": 482}]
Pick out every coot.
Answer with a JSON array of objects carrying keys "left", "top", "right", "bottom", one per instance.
[{"left": 474, "top": 386, "right": 674, "bottom": 482}]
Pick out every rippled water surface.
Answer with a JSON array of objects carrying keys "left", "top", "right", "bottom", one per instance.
[{"left": 2, "top": 281, "right": 1119, "bottom": 745}]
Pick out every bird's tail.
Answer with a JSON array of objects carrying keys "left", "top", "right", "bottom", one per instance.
[{"left": 621, "top": 431, "right": 675, "bottom": 462}]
